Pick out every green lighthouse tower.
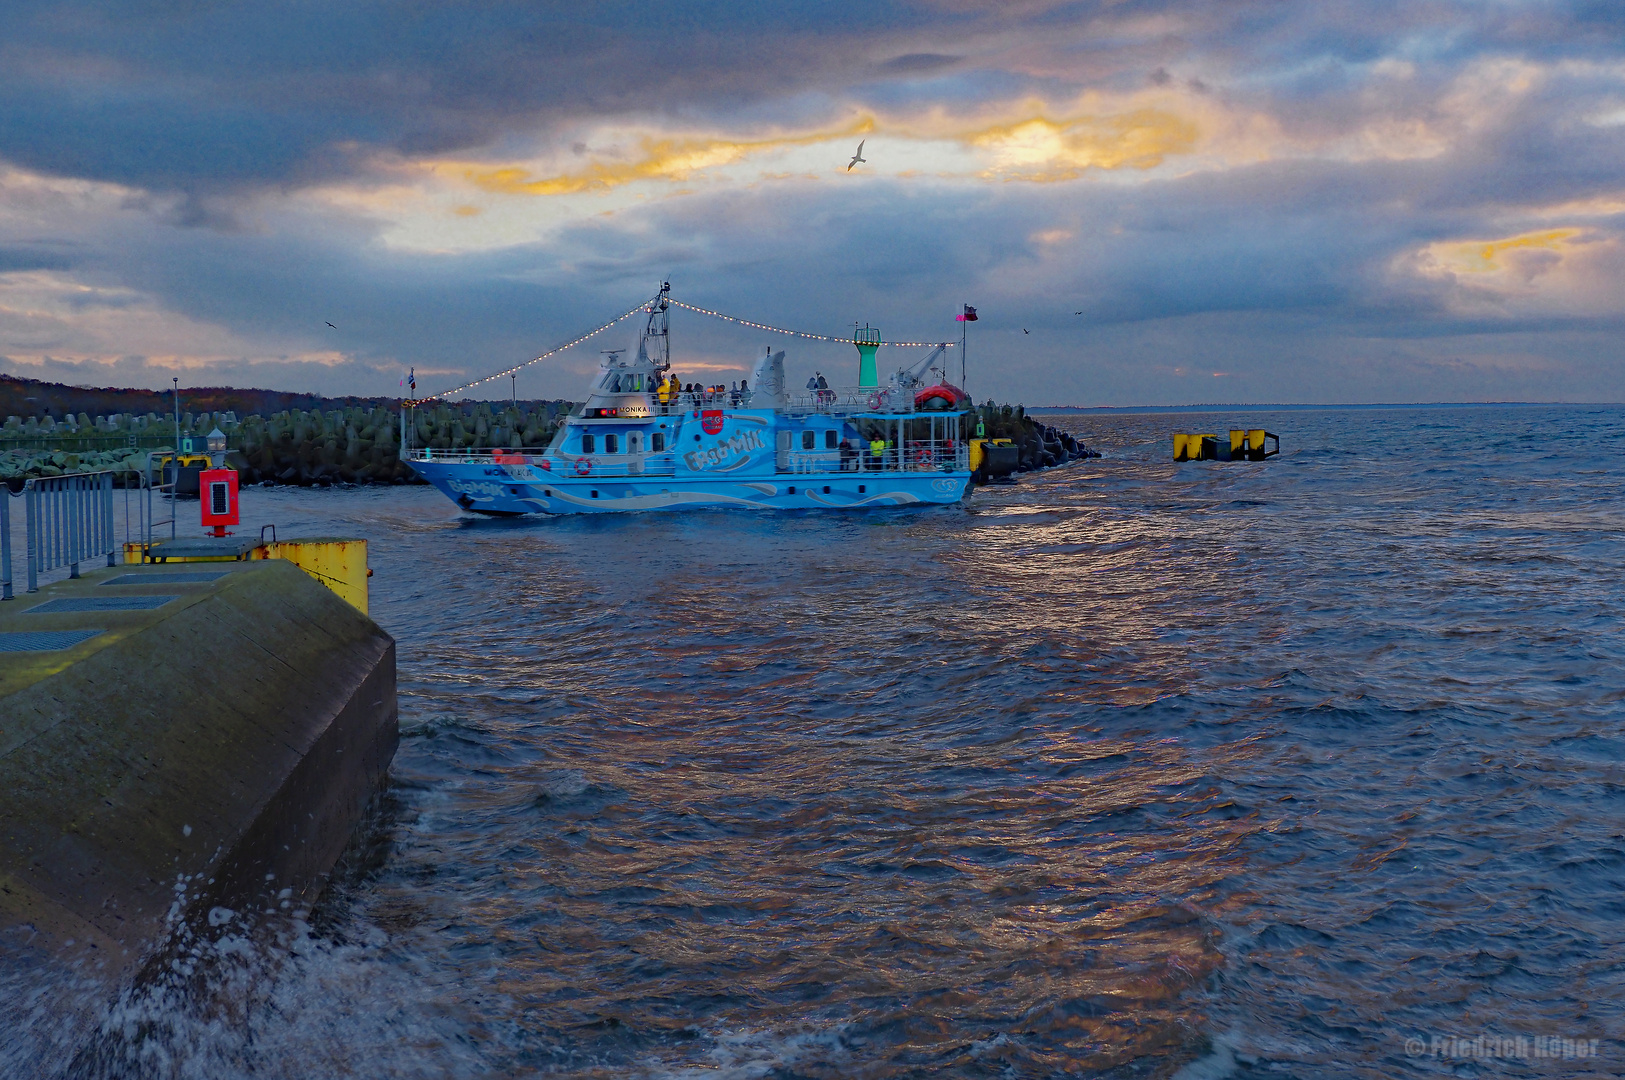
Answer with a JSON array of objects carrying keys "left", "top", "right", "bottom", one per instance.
[{"left": 854, "top": 325, "right": 881, "bottom": 388}]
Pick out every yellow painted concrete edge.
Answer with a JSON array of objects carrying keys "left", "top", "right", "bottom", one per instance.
[{"left": 122, "top": 538, "right": 369, "bottom": 615}]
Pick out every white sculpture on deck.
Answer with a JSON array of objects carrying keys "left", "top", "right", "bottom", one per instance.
[{"left": 751, "top": 349, "right": 786, "bottom": 409}]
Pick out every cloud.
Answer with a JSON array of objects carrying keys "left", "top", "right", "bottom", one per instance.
[
  {"left": 457, "top": 119, "right": 876, "bottom": 197},
  {"left": 1401, "top": 226, "right": 1625, "bottom": 317},
  {"left": 964, "top": 109, "right": 1200, "bottom": 179},
  {"left": 878, "top": 53, "right": 964, "bottom": 75},
  {"left": 1, "top": 1, "right": 1624, "bottom": 406}
]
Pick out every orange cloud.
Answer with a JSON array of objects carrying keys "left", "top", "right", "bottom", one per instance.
[
  {"left": 1471, "top": 229, "right": 1580, "bottom": 269},
  {"left": 461, "top": 119, "right": 874, "bottom": 197},
  {"left": 1402, "top": 226, "right": 1624, "bottom": 317},
  {"left": 1416, "top": 229, "right": 1581, "bottom": 277},
  {"left": 964, "top": 109, "right": 1199, "bottom": 180}
]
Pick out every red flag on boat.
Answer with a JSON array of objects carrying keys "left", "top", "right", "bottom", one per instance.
[{"left": 956, "top": 305, "right": 978, "bottom": 322}]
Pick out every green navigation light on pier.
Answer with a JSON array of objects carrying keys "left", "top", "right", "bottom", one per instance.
[{"left": 854, "top": 325, "right": 881, "bottom": 388}]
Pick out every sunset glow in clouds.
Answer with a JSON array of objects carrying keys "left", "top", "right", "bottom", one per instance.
[{"left": 0, "top": 2, "right": 1622, "bottom": 403}]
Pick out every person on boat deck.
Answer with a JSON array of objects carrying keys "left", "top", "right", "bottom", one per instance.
[
  {"left": 806, "top": 375, "right": 818, "bottom": 394},
  {"left": 869, "top": 435, "right": 886, "bottom": 468}
]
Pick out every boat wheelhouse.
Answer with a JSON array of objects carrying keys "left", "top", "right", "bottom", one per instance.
[{"left": 407, "top": 289, "right": 973, "bottom": 515}]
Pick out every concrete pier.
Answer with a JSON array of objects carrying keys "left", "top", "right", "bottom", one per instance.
[{"left": 0, "top": 558, "right": 396, "bottom": 1058}]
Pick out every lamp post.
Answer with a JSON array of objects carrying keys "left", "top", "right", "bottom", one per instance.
[{"left": 172, "top": 377, "right": 180, "bottom": 451}]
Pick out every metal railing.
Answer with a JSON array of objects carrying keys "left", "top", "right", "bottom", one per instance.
[
  {"left": 568, "top": 386, "right": 930, "bottom": 418},
  {"left": 784, "top": 385, "right": 916, "bottom": 415},
  {"left": 128, "top": 451, "right": 180, "bottom": 563},
  {"left": 410, "top": 440, "right": 971, "bottom": 477},
  {"left": 1, "top": 489, "right": 13, "bottom": 601},
  {"left": 19, "top": 471, "right": 117, "bottom": 593},
  {"left": 783, "top": 441, "right": 969, "bottom": 474}
]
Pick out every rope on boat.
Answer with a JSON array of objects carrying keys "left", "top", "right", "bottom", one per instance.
[
  {"left": 409, "top": 295, "right": 658, "bottom": 404},
  {"left": 411, "top": 291, "right": 953, "bottom": 403}
]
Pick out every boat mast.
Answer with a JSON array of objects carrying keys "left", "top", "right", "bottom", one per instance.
[{"left": 646, "top": 281, "right": 671, "bottom": 372}]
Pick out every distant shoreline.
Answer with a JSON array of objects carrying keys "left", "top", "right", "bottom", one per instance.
[{"left": 1030, "top": 401, "right": 1621, "bottom": 414}]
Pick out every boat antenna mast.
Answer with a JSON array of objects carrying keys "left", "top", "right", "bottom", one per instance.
[{"left": 643, "top": 280, "right": 671, "bottom": 371}]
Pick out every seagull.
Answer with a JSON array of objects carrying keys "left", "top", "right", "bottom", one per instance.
[
  {"left": 847, "top": 140, "right": 866, "bottom": 171},
  {"left": 1023, "top": 329, "right": 1030, "bottom": 334},
  {"left": 326, "top": 321, "right": 338, "bottom": 329}
]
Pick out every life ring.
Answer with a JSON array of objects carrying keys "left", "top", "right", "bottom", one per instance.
[
  {"left": 575, "top": 457, "right": 594, "bottom": 475},
  {"left": 867, "top": 392, "right": 883, "bottom": 410},
  {"left": 914, "top": 447, "right": 931, "bottom": 465}
]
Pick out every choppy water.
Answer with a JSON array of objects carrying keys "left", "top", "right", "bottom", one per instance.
[{"left": 27, "top": 405, "right": 1625, "bottom": 1078}]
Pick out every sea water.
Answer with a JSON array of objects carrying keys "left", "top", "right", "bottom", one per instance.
[{"left": 26, "top": 405, "right": 1625, "bottom": 1078}]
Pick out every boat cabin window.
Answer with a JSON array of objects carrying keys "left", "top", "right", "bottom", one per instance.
[
  {"left": 824, "top": 430, "right": 838, "bottom": 449},
  {"left": 801, "top": 430, "right": 815, "bottom": 450},
  {"left": 652, "top": 432, "right": 666, "bottom": 452},
  {"left": 581, "top": 432, "right": 596, "bottom": 453},
  {"left": 605, "top": 433, "right": 620, "bottom": 454},
  {"left": 629, "top": 432, "right": 642, "bottom": 454}
]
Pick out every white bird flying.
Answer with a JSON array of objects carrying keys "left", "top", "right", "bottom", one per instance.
[{"left": 848, "top": 140, "right": 866, "bottom": 171}]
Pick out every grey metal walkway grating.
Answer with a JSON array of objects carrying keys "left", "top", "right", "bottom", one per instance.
[
  {"left": 0, "top": 629, "right": 105, "bottom": 652},
  {"left": 102, "top": 572, "right": 231, "bottom": 586},
  {"left": 27, "top": 596, "right": 179, "bottom": 613}
]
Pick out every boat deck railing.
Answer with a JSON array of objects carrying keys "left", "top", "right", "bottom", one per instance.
[
  {"left": 567, "top": 385, "right": 938, "bottom": 417},
  {"left": 782, "top": 385, "right": 917, "bottom": 416},
  {"left": 782, "top": 440, "right": 969, "bottom": 474},
  {"left": 414, "top": 441, "right": 969, "bottom": 475}
]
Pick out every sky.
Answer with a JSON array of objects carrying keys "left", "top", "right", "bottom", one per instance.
[{"left": 1, "top": 0, "right": 1623, "bottom": 406}]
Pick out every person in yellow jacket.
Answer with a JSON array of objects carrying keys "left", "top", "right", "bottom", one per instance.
[{"left": 869, "top": 436, "right": 886, "bottom": 469}]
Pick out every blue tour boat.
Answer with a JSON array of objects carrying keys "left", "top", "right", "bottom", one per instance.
[{"left": 408, "top": 289, "right": 974, "bottom": 515}]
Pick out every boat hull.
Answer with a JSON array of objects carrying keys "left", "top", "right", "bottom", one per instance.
[{"left": 409, "top": 459, "right": 970, "bottom": 515}]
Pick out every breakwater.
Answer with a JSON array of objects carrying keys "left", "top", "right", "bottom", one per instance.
[
  {"left": 2, "top": 394, "right": 1089, "bottom": 488},
  {"left": 2, "top": 401, "right": 572, "bottom": 487},
  {"left": 972, "top": 402, "right": 1100, "bottom": 478},
  {"left": 231, "top": 400, "right": 573, "bottom": 486}
]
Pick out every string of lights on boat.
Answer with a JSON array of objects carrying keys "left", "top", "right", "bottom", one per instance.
[
  {"left": 662, "top": 299, "right": 957, "bottom": 350},
  {"left": 408, "top": 293, "right": 956, "bottom": 404}
]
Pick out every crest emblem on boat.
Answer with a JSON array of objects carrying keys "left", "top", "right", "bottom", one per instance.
[{"left": 701, "top": 410, "right": 725, "bottom": 435}]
